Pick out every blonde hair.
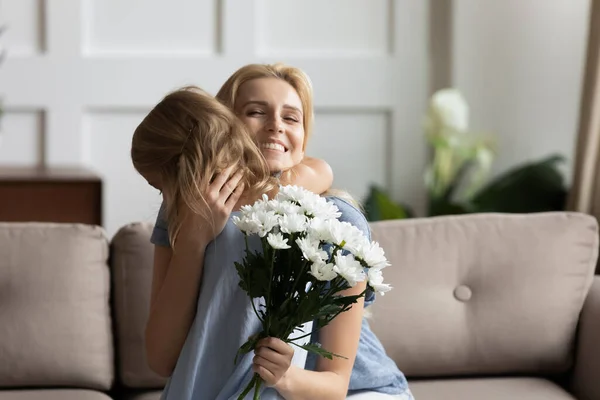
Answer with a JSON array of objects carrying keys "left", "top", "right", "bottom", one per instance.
[
  {"left": 216, "top": 63, "right": 314, "bottom": 149},
  {"left": 131, "top": 86, "right": 275, "bottom": 248}
]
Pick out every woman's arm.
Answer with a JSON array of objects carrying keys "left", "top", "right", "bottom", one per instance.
[
  {"left": 274, "top": 282, "right": 366, "bottom": 400},
  {"left": 144, "top": 167, "right": 245, "bottom": 377},
  {"left": 252, "top": 199, "right": 371, "bottom": 399},
  {"left": 281, "top": 156, "right": 333, "bottom": 194}
]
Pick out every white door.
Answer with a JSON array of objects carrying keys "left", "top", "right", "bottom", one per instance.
[{"left": 0, "top": 0, "right": 429, "bottom": 237}]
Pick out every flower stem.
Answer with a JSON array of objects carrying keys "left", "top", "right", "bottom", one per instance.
[
  {"left": 253, "top": 375, "right": 262, "bottom": 400},
  {"left": 266, "top": 244, "right": 275, "bottom": 334},
  {"left": 237, "top": 373, "right": 257, "bottom": 400}
]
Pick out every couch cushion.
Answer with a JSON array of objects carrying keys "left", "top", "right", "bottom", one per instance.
[
  {"left": 0, "top": 223, "right": 114, "bottom": 390},
  {"left": 110, "top": 223, "right": 167, "bottom": 389},
  {"left": 368, "top": 212, "right": 598, "bottom": 377},
  {"left": 121, "top": 391, "right": 162, "bottom": 400},
  {"left": 409, "top": 378, "right": 575, "bottom": 400},
  {"left": 0, "top": 389, "right": 112, "bottom": 400}
]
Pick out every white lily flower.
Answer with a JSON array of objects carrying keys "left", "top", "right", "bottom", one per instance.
[
  {"left": 333, "top": 254, "right": 366, "bottom": 287},
  {"left": 427, "top": 88, "right": 469, "bottom": 133},
  {"left": 367, "top": 268, "right": 392, "bottom": 295},
  {"left": 267, "top": 232, "right": 291, "bottom": 249}
]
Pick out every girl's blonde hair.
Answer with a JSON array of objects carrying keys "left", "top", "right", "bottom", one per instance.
[
  {"left": 216, "top": 63, "right": 314, "bottom": 149},
  {"left": 131, "top": 86, "right": 275, "bottom": 247}
]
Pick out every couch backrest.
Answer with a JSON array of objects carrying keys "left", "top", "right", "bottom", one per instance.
[
  {"left": 111, "top": 222, "right": 166, "bottom": 389},
  {"left": 367, "top": 212, "right": 598, "bottom": 378},
  {"left": 0, "top": 223, "right": 114, "bottom": 390}
]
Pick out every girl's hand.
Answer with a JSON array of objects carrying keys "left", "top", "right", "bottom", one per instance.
[
  {"left": 176, "top": 165, "right": 245, "bottom": 247},
  {"left": 252, "top": 337, "right": 294, "bottom": 387}
]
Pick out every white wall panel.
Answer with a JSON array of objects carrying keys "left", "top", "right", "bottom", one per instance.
[
  {"left": 0, "top": 0, "right": 429, "bottom": 234},
  {"left": 85, "top": 111, "right": 162, "bottom": 237},
  {"left": 307, "top": 111, "right": 389, "bottom": 201},
  {"left": 453, "top": 0, "right": 590, "bottom": 181},
  {"left": 257, "top": 0, "right": 392, "bottom": 56},
  {"left": 0, "top": 0, "right": 44, "bottom": 56},
  {"left": 83, "top": 0, "right": 220, "bottom": 55},
  {"left": 0, "top": 110, "right": 44, "bottom": 166}
]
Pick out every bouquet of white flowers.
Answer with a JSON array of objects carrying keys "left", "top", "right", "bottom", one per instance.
[{"left": 232, "top": 185, "right": 392, "bottom": 399}]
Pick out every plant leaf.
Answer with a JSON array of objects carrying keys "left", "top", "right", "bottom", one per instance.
[
  {"left": 363, "top": 185, "right": 412, "bottom": 221},
  {"left": 470, "top": 154, "right": 567, "bottom": 213},
  {"left": 293, "top": 342, "right": 347, "bottom": 360}
]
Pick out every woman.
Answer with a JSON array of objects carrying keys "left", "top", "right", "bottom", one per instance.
[
  {"left": 217, "top": 64, "right": 411, "bottom": 398},
  {"left": 132, "top": 64, "right": 412, "bottom": 399}
]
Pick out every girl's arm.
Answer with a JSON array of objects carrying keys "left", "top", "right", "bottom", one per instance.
[
  {"left": 281, "top": 156, "right": 333, "bottom": 194},
  {"left": 145, "top": 167, "right": 245, "bottom": 377}
]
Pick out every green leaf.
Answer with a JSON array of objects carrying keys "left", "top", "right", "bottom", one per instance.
[
  {"left": 363, "top": 185, "right": 412, "bottom": 221},
  {"left": 235, "top": 250, "right": 271, "bottom": 298},
  {"left": 293, "top": 342, "right": 347, "bottom": 360},
  {"left": 470, "top": 154, "right": 567, "bottom": 213},
  {"left": 234, "top": 337, "right": 259, "bottom": 365}
]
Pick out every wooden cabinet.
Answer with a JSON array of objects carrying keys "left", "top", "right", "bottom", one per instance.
[{"left": 0, "top": 167, "right": 102, "bottom": 226}]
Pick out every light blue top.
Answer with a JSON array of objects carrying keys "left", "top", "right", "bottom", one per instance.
[{"left": 151, "top": 197, "right": 409, "bottom": 399}]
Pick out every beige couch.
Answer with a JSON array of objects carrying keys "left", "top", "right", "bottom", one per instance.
[{"left": 0, "top": 212, "right": 598, "bottom": 400}]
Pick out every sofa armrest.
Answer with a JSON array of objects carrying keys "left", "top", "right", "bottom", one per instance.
[{"left": 572, "top": 276, "right": 600, "bottom": 400}]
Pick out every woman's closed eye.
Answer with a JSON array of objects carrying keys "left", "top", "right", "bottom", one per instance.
[
  {"left": 283, "top": 115, "right": 299, "bottom": 123},
  {"left": 247, "top": 110, "right": 265, "bottom": 117}
]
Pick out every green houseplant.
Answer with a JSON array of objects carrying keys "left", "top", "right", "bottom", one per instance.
[{"left": 364, "top": 88, "right": 568, "bottom": 221}]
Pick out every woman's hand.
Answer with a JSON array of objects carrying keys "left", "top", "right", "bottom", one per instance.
[
  {"left": 176, "top": 165, "right": 245, "bottom": 247},
  {"left": 253, "top": 337, "right": 295, "bottom": 387}
]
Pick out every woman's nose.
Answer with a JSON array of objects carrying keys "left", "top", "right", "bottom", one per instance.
[{"left": 267, "top": 116, "right": 284, "bottom": 133}]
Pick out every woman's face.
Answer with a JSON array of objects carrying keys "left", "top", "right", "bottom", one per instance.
[{"left": 235, "top": 78, "right": 305, "bottom": 173}]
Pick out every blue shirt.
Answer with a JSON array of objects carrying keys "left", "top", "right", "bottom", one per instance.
[{"left": 151, "top": 196, "right": 409, "bottom": 398}]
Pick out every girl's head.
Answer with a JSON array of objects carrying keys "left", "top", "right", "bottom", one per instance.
[
  {"left": 216, "top": 63, "right": 314, "bottom": 173},
  {"left": 131, "top": 86, "right": 274, "bottom": 246}
]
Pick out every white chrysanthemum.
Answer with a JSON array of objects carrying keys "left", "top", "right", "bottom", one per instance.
[
  {"left": 279, "top": 213, "right": 308, "bottom": 234},
  {"left": 321, "top": 219, "right": 360, "bottom": 248},
  {"left": 309, "top": 260, "right": 337, "bottom": 281},
  {"left": 238, "top": 201, "right": 269, "bottom": 227},
  {"left": 337, "top": 222, "right": 369, "bottom": 254},
  {"left": 253, "top": 209, "right": 279, "bottom": 237},
  {"left": 296, "top": 236, "right": 328, "bottom": 263},
  {"left": 277, "top": 185, "right": 309, "bottom": 204},
  {"left": 268, "top": 199, "right": 302, "bottom": 216},
  {"left": 267, "top": 232, "right": 291, "bottom": 250},
  {"left": 367, "top": 267, "right": 392, "bottom": 295},
  {"left": 307, "top": 219, "right": 339, "bottom": 245},
  {"left": 355, "top": 241, "right": 390, "bottom": 269},
  {"left": 307, "top": 218, "right": 327, "bottom": 242},
  {"left": 232, "top": 215, "right": 261, "bottom": 235},
  {"left": 333, "top": 254, "right": 366, "bottom": 287},
  {"left": 300, "top": 195, "right": 341, "bottom": 220}
]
